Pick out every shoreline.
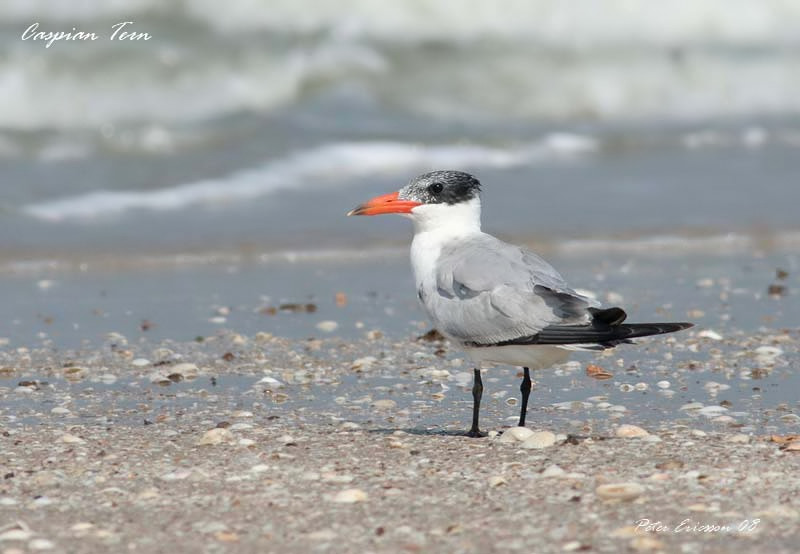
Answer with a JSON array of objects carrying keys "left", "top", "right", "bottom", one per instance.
[{"left": 2, "top": 228, "right": 800, "bottom": 278}]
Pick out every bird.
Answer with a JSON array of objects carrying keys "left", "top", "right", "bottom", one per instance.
[{"left": 348, "top": 170, "right": 693, "bottom": 437}]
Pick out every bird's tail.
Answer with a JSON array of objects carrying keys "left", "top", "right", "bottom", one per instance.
[
  {"left": 536, "top": 321, "right": 694, "bottom": 349},
  {"left": 486, "top": 307, "right": 693, "bottom": 350}
]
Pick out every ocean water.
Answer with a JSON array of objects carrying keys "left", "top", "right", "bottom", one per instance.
[
  {"left": 0, "top": 1, "right": 798, "bottom": 329},
  {"left": 1, "top": 0, "right": 800, "bottom": 262}
]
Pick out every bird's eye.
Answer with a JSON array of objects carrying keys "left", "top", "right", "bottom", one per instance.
[{"left": 428, "top": 182, "right": 443, "bottom": 195}]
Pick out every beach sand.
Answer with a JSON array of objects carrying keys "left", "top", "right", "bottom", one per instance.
[{"left": 1, "top": 322, "right": 798, "bottom": 553}]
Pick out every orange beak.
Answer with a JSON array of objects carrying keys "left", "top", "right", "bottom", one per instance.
[{"left": 347, "top": 191, "right": 422, "bottom": 216}]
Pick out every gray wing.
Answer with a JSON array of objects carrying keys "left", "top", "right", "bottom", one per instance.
[{"left": 430, "top": 235, "right": 600, "bottom": 345}]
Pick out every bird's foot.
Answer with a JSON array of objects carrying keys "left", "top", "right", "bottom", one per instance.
[{"left": 465, "top": 428, "right": 487, "bottom": 438}]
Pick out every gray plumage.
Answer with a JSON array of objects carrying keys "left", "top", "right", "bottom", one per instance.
[
  {"left": 349, "top": 169, "right": 693, "bottom": 435},
  {"left": 429, "top": 234, "right": 600, "bottom": 345}
]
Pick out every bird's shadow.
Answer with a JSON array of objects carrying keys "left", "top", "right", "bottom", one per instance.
[
  {"left": 366, "top": 427, "right": 613, "bottom": 442},
  {"left": 367, "top": 427, "right": 474, "bottom": 437}
]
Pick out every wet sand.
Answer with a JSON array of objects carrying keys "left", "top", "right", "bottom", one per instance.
[
  {"left": 1, "top": 324, "right": 798, "bottom": 553},
  {"left": 1, "top": 245, "right": 798, "bottom": 552}
]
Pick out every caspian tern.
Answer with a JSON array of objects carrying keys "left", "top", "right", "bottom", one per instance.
[{"left": 348, "top": 170, "right": 692, "bottom": 437}]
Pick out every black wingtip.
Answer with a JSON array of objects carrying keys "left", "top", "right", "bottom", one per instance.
[
  {"left": 482, "top": 320, "right": 695, "bottom": 347},
  {"left": 589, "top": 306, "right": 628, "bottom": 326},
  {"left": 656, "top": 322, "right": 694, "bottom": 332},
  {"left": 614, "top": 321, "right": 694, "bottom": 339}
]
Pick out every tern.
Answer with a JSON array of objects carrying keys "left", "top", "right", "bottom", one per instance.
[{"left": 348, "top": 170, "right": 693, "bottom": 437}]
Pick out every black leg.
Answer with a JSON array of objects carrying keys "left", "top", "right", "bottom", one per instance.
[
  {"left": 518, "top": 367, "right": 532, "bottom": 427},
  {"left": 466, "top": 368, "right": 486, "bottom": 437}
]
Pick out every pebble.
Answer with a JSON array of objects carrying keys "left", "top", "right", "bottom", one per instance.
[
  {"left": 698, "top": 405, "right": 728, "bottom": 417},
  {"left": 63, "top": 367, "right": 87, "bottom": 380},
  {"left": 332, "top": 488, "right": 368, "bottom": 503},
  {"left": 727, "top": 434, "right": 750, "bottom": 444},
  {"left": 615, "top": 424, "right": 649, "bottom": 438},
  {"left": 656, "top": 380, "right": 670, "bottom": 389},
  {"left": 307, "top": 529, "right": 338, "bottom": 541},
  {"left": 257, "top": 376, "right": 284, "bottom": 387},
  {"left": 754, "top": 346, "right": 783, "bottom": 360},
  {"left": 60, "top": 433, "right": 85, "bottom": 444},
  {"left": 136, "top": 489, "right": 159, "bottom": 500},
  {"left": 520, "top": 431, "right": 556, "bottom": 449},
  {"left": 697, "top": 330, "right": 723, "bottom": 340},
  {"left": 50, "top": 407, "right": 70, "bottom": 415},
  {"left": 322, "top": 473, "right": 355, "bottom": 484},
  {"left": 28, "top": 539, "right": 55, "bottom": 551},
  {"left": 610, "top": 526, "right": 638, "bottom": 538},
  {"left": 488, "top": 475, "right": 507, "bottom": 487},
  {"left": 541, "top": 464, "right": 566, "bottom": 478},
  {"left": 171, "top": 363, "right": 199, "bottom": 377},
  {"left": 351, "top": 356, "right": 377, "bottom": 370},
  {"left": 231, "top": 421, "right": 256, "bottom": 431},
  {"left": 316, "top": 321, "right": 339, "bottom": 333},
  {"left": 629, "top": 536, "right": 664, "bottom": 552},
  {"left": 372, "top": 399, "right": 396, "bottom": 410},
  {"left": 131, "top": 358, "right": 150, "bottom": 367},
  {"left": 497, "top": 426, "right": 535, "bottom": 443},
  {"left": 596, "top": 482, "right": 645, "bottom": 501},
  {"left": 70, "top": 523, "right": 94, "bottom": 533},
  {"left": 196, "top": 428, "right": 234, "bottom": 446},
  {"left": 703, "top": 381, "right": 730, "bottom": 392},
  {"left": 0, "top": 529, "right": 32, "bottom": 541}
]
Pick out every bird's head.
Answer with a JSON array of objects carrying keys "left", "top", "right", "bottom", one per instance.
[{"left": 348, "top": 170, "right": 483, "bottom": 232}]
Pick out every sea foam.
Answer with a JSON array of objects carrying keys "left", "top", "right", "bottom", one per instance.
[{"left": 21, "top": 137, "right": 594, "bottom": 221}]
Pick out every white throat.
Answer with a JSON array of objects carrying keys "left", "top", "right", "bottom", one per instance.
[
  {"left": 407, "top": 196, "right": 483, "bottom": 293},
  {"left": 406, "top": 196, "right": 482, "bottom": 237}
]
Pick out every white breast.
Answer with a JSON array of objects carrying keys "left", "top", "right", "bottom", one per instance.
[{"left": 407, "top": 196, "right": 483, "bottom": 301}]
